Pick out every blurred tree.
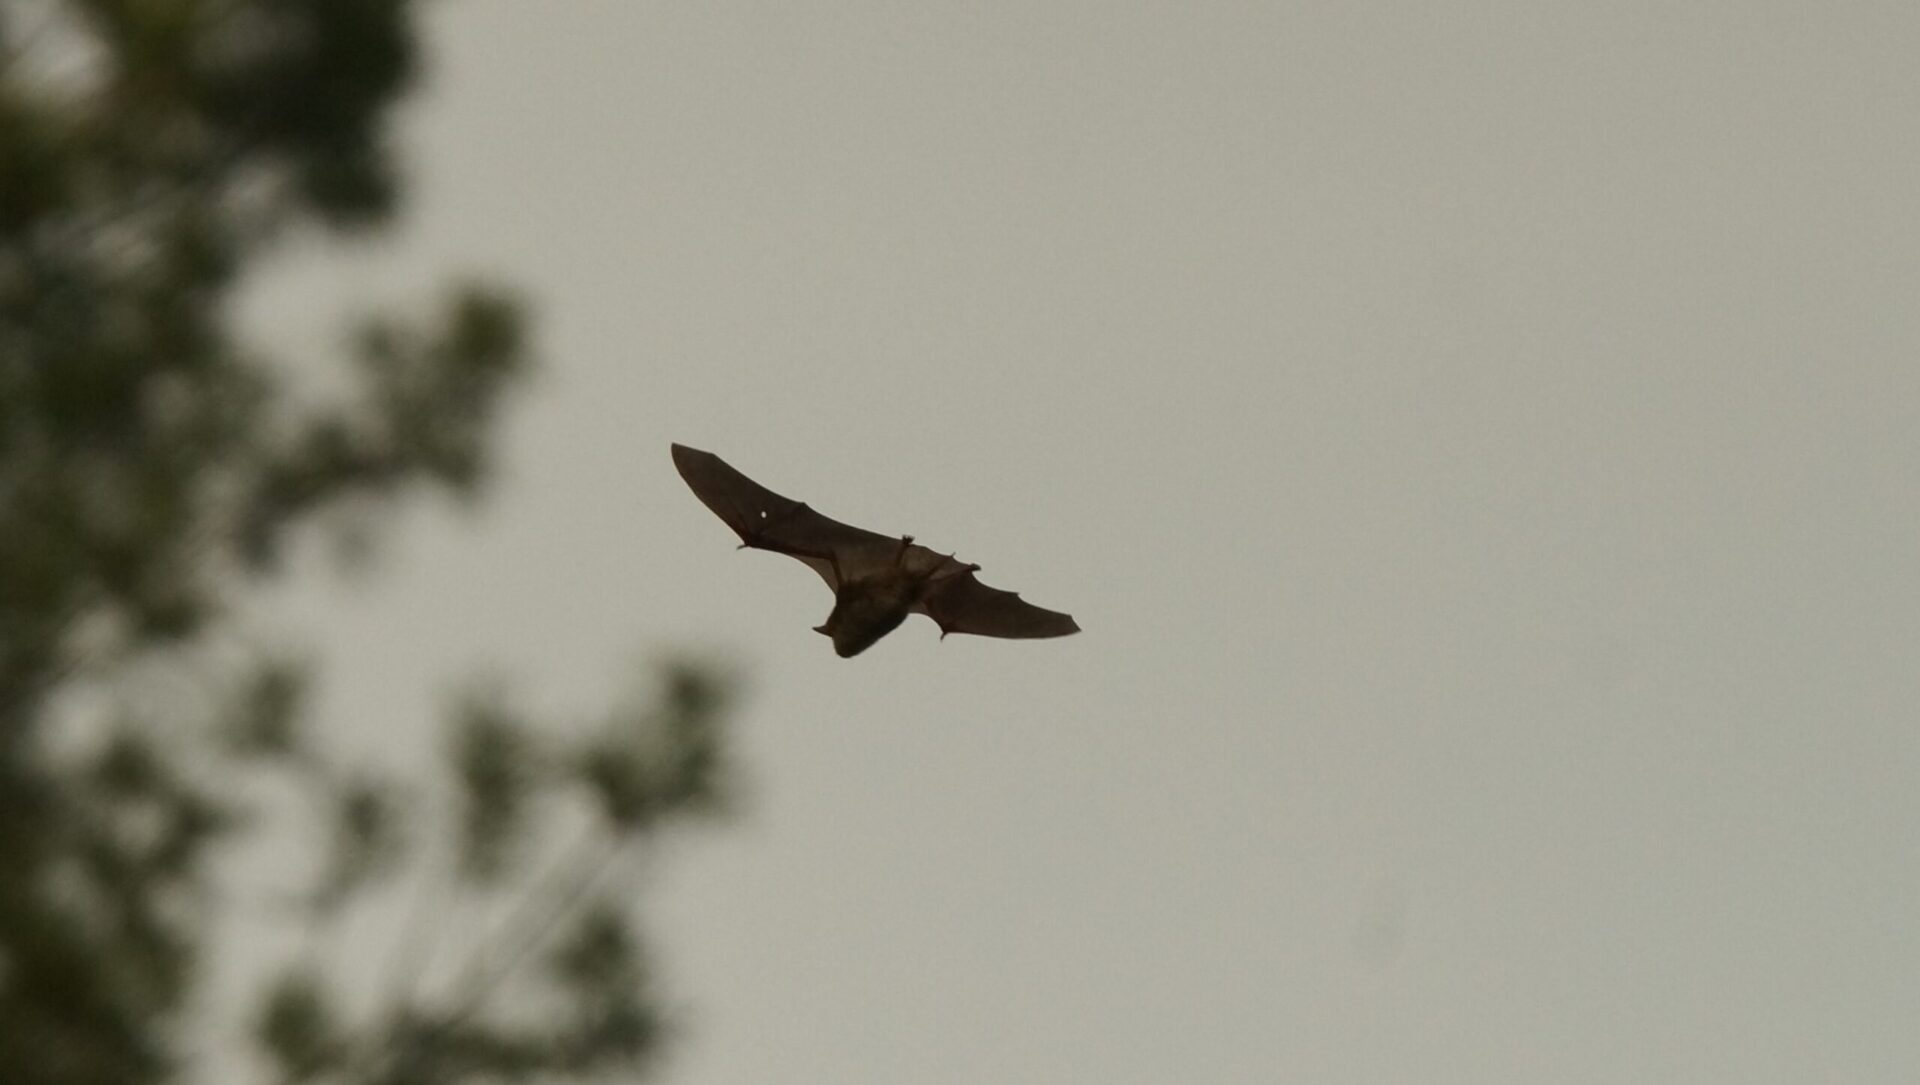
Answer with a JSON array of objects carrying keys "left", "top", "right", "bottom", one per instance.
[{"left": 0, "top": 3, "right": 731, "bottom": 1083}]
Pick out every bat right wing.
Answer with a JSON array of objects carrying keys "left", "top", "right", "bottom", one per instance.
[
  {"left": 917, "top": 568, "right": 1080, "bottom": 640},
  {"left": 671, "top": 444, "right": 898, "bottom": 589}
]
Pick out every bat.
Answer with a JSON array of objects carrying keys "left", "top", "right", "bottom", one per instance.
[{"left": 671, "top": 444, "right": 1080, "bottom": 657}]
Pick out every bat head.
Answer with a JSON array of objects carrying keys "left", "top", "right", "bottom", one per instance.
[
  {"left": 813, "top": 612, "right": 909, "bottom": 657},
  {"left": 814, "top": 579, "right": 915, "bottom": 657}
]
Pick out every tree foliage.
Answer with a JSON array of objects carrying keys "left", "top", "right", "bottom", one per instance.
[{"left": 0, "top": 3, "right": 731, "bottom": 1082}]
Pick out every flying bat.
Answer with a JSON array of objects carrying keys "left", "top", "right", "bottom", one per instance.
[{"left": 671, "top": 444, "right": 1080, "bottom": 657}]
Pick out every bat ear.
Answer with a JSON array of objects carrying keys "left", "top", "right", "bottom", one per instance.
[{"left": 812, "top": 624, "right": 830, "bottom": 635}]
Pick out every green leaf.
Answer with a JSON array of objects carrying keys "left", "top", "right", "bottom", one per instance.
[
  {"left": 255, "top": 969, "right": 342, "bottom": 1082},
  {"left": 547, "top": 901, "right": 662, "bottom": 1073},
  {"left": 548, "top": 900, "right": 640, "bottom": 996},
  {"left": 223, "top": 654, "right": 310, "bottom": 759},
  {"left": 449, "top": 685, "right": 537, "bottom": 884},
  {"left": 92, "top": 728, "right": 165, "bottom": 799},
  {"left": 312, "top": 772, "right": 407, "bottom": 912},
  {"left": 573, "top": 662, "right": 735, "bottom": 832},
  {"left": 574, "top": 737, "right": 658, "bottom": 832}
]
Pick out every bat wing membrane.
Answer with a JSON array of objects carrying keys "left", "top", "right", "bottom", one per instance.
[
  {"left": 672, "top": 444, "right": 897, "bottom": 589},
  {"left": 916, "top": 568, "right": 1080, "bottom": 640}
]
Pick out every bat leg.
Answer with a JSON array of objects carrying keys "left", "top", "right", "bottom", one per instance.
[{"left": 894, "top": 535, "right": 915, "bottom": 567}]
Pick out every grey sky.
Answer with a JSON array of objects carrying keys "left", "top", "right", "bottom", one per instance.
[{"left": 242, "top": 3, "right": 1920, "bottom": 1082}]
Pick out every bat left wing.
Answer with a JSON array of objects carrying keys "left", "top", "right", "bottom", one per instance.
[
  {"left": 671, "top": 443, "right": 898, "bottom": 589},
  {"left": 916, "top": 568, "right": 1081, "bottom": 640}
]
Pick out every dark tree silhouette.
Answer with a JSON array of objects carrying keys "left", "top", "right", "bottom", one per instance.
[{"left": 0, "top": 3, "right": 730, "bottom": 1082}]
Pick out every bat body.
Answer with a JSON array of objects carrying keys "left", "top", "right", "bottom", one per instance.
[{"left": 671, "top": 444, "right": 1079, "bottom": 657}]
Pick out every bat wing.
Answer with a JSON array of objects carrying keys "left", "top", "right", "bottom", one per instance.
[
  {"left": 916, "top": 568, "right": 1080, "bottom": 640},
  {"left": 671, "top": 443, "right": 898, "bottom": 589}
]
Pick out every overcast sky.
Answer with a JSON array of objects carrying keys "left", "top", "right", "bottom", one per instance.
[{"left": 242, "top": 4, "right": 1919, "bottom": 1082}]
